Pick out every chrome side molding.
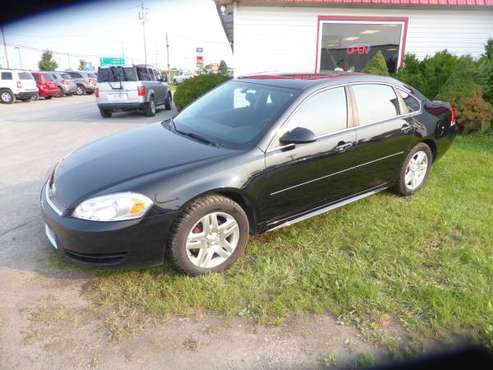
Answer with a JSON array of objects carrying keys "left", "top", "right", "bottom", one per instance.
[{"left": 267, "top": 186, "right": 388, "bottom": 232}]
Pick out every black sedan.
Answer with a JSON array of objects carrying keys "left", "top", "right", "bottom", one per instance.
[{"left": 41, "top": 73, "right": 456, "bottom": 275}]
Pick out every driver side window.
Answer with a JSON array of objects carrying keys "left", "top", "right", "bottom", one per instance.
[{"left": 275, "top": 87, "right": 348, "bottom": 146}]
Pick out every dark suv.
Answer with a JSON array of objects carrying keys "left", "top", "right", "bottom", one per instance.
[{"left": 41, "top": 73, "right": 456, "bottom": 275}]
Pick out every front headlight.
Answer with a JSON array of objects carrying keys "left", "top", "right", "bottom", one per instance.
[{"left": 72, "top": 192, "right": 153, "bottom": 222}]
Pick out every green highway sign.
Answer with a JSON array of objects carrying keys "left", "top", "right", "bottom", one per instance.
[{"left": 100, "top": 57, "right": 125, "bottom": 66}]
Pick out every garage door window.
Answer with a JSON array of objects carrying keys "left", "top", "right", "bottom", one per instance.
[{"left": 318, "top": 18, "right": 406, "bottom": 74}]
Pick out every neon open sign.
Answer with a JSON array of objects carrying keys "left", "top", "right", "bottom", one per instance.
[{"left": 346, "top": 44, "right": 371, "bottom": 55}]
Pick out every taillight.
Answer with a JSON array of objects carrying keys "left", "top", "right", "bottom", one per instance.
[
  {"left": 137, "top": 86, "right": 146, "bottom": 97},
  {"left": 63, "top": 80, "right": 69, "bottom": 85},
  {"left": 17, "top": 81, "right": 22, "bottom": 88},
  {"left": 450, "top": 106, "right": 457, "bottom": 127},
  {"left": 95, "top": 88, "right": 99, "bottom": 98}
]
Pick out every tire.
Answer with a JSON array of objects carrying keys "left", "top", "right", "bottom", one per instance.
[
  {"left": 393, "top": 143, "right": 433, "bottom": 196},
  {"left": 31, "top": 94, "right": 39, "bottom": 101},
  {"left": 76, "top": 85, "right": 86, "bottom": 95},
  {"left": 144, "top": 96, "right": 156, "bottom": 117},
  {"left": 0, "top": 89, "right": 15, "bottom": 104},
  {"left": 164, "top": 92, "right": 172, "bottom": 110},
  {"left": 169, "top": 195, "right": 249, "bottom": 276},
  {"left": 99, "top": 108, "right": 112, "bottom": 118},
  {"left": 45, "top": 96, "right": 53, "bottom": 100}
]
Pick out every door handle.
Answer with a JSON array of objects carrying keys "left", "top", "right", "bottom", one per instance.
[{"left": 335, "top": 141, "right": 353, "bottom": 152}]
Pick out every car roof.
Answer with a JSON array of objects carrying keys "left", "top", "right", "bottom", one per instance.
[{"left": 237, "top": 72, "right": 404, "bottom": 91}]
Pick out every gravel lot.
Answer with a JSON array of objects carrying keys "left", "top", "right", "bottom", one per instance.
[{"left": 0, "top": 95, "right": 375, "bottom": 369}]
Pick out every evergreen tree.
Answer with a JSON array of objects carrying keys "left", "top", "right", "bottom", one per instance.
[{"left": 38, "top": 50, "right": 58, "bottom": 71}]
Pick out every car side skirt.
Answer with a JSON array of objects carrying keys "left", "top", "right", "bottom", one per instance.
[{"left": 266, "top": 185, "right": 388, "bottom": 232}]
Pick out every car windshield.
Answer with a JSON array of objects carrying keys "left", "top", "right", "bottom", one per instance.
[
  {"left": 173, "top": 80, "right": 299, "bottom": 149},
  {"left": 97, "top": 67, "right": 138, "bottom": 82}
]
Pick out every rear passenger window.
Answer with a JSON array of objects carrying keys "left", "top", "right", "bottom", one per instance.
[
  {"left": 137, "top": 68, "right": 151, "bottom": 81},
  {"left": 352, "top": 84, "right": 399, "bottom": 125},
  {"left": 287, "top": 87, "right": 347, "bottom": 136},
  {"left": 398, "top": 89, "right": 420, "bottom": 113},
  {"left": 1, "top": 72, "right": 13, "bottom": 80}
]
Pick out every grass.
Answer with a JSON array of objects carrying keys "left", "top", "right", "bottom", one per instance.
[{"left": 89, "top": 134, "right": 493, "bottom": 347}]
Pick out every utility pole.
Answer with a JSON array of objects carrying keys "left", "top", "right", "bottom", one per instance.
[
  {"left": 1, "top": 25, "right": 9, "bottom": 69},
  {"left": 15, "top": 46, "right": 22, "bottom": 69},
  {"left": 165, "top": 32, "right": 170, "bottom": 71},
  {"left": 138, "top": 0, "right": 148, "bottom": 65},
  {"left": 67, "top": 53, "right": 71, "bottom": 70}
]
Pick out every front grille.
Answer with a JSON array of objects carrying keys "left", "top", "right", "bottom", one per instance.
[{"left": 64, "top": 249, "right": 128, "bottom": 265}]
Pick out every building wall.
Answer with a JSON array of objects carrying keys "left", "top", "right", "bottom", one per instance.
[{"left": 233, "top": 5, "right": 493, "bottom": 76}]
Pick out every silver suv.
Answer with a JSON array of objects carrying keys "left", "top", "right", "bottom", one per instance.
[{"left": 96, "top": 65, "right": 172, "bottom": 118}]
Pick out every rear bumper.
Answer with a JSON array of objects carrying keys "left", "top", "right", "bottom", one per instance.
[
  {"left": 15, "top": 91, "right": 38, "bottom": 100},
  {"left": 98, "top": 102, "right": 146, "bottom": 111},
  {"left": 40, "top": 183, "right": 178, "bottom": 267},
  {"left": 38, "top": 88, "right": 60, "bottom": 97}
]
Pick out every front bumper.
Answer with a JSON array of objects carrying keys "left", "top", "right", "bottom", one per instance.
[{"left": 40, "top": 184, "right": 178, "bottom": 267}]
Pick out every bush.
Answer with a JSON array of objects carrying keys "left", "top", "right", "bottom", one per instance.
[
  {"left": 437, "top": 57, "right": 493, "bottom": 134},
  {"left": 476, "top": 39, "right": 493, "bottom": 106},
  {"left": 394, "top": 50, "right": 459, "bottom": 99},
  {"left": 362, "top": 51, "right": 389, "bottom": 76},
  {"left": 174, "top": 74, "right": 230, "bottom": 111}
]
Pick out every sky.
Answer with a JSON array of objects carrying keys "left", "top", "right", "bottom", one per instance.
[{"left": 0, "top": 0, "right": 233, "bottom": 72}]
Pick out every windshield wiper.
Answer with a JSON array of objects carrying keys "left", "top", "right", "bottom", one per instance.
[{"left": 163, "top": 118, "right": 221, "bottom": 147}]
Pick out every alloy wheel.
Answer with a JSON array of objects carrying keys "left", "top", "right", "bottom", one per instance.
[
  {"left": 404, "top": 150, "right": 428, "bottom": 191},
  {"left": 185, "top": 212, "right": 240, "bottom": 269},
  {"left": 1, "top": 91, "right": 12, "bottom": 103}
]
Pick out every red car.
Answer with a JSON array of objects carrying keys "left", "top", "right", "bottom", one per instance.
[{"left": 32, "top": 72, "right": 60, "bottom": 99}]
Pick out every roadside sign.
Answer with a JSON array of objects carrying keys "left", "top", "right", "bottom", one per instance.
[
  {"left": 100, "top": 57, "right": 125, "bottom": 66},
  {"left": 196, "top": 47, "right": 203, "bottom": 53}
]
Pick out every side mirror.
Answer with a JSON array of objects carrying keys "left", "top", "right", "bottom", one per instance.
[{"left": 279, "top": 127, "right": 317, "bottom": 145}]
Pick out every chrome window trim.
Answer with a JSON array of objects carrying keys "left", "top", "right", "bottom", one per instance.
[
  {"left": 266, "top": 81, "right": 423, "bottom": 153},
  {"left": 269, "top": 151, "right": 404, "bottom": 196},
  {"left": 45, "top": 184, "right": 63, "bottom": 216}
]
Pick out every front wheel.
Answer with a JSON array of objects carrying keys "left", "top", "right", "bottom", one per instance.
[
  {"left": 75, "top": 85, "right": 85, "bottom": 95},
  {"left": 169, "top": 195, "right": 249, "bottom": 276},
  {"left": 393, "top": 143, "right": 433, "bottom": 196},
  {"left": 164, "top": 92, "right": 172, "bottom": 110}
]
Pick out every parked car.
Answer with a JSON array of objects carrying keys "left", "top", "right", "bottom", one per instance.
[
  {"left": 95, "top": 64, "right": 172, "bottom": 117},
  {"left": 173, "top": 72, "right": 193, "bottom": 84},
  {"left": 0, "top": 69, "right": 38, "bottom": 103},
  {"left": 41, "top": 73, "right": 456, "bottom": 275},
  {"left": 31, "top": 72, "right": 60, "bottom": 99},
  {"left": 65, "top": 71, "right": 97, "bottom": 95},
  {"left": 48, "top": 72, "right": 77, "bottom": 96}
]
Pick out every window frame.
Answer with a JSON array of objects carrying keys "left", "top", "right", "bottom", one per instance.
[
  {"left": 314, "top": 15, "right": 409, "bottom": 73},
  {"left": 266, "top": 82, "right": 423, "bottom": 152},
  {"left": 267, "top": 85, "right": 353, "bottom": 151}
]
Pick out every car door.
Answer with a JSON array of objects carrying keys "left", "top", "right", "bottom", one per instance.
[
  {"left": 348, "top": 83, "right": 419, "bottom": 192},
  {"left": 255, "top": 86, "right": 360, "bottom": 226}
]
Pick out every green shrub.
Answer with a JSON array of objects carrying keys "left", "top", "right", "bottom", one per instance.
[
  {"left": 476, "top": 39, "right": 493, "bottom": 105},
  {"left": 394, "top": 53, "right": 427, "bottom": 94},
  {"left": 437, "top": 57, "right": 493, "bottom": 134},
  {"left": 174, "top": 74, "right": 230, "bottom": 111},
  {"left": 362, "top": 51, "right": 389, "bottom": 76}
]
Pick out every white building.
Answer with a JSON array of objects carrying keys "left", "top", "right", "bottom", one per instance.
[{"left": 215, "top": 0, "right": 493, "bottom": 76}]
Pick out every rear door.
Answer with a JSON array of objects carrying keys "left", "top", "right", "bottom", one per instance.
[
  {"left": 348, "top": 83, "right": 419, "bottom": 191},
  {"left": 97, "top": 67, "right": 140, "bottom": 104},
  {"left": 256, "top": 86, "right": 360, "bottom": 225}
]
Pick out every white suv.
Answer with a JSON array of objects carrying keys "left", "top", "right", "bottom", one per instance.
[{"left": 0, "top": 69, "right": 39, "bottom": 103}]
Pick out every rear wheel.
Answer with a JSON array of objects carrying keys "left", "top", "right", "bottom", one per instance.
[
  {"left": 99, "top": 108, "right": 112, "bottom": 118},
  {"left": 76, "top": 85, "right": 85, "bottom": 95},
  {"left": 144, "top": 96, "right": 156, "bottom": 116},
  {"left": 45, "top": 96, "right": 53, "bottom": 100},
  {"left": 393, "top": 143, "right": 433, "bottom": 196},
  {"left": 169, "top": 195, "right": 249, "bottom": 276},
  {"left": 0, "top": 89, "right": 15, "bottom": 104}
]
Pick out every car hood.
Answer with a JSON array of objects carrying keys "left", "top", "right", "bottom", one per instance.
[{"left": 50, "top": 122, "right": 237, "bottom": 211}]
